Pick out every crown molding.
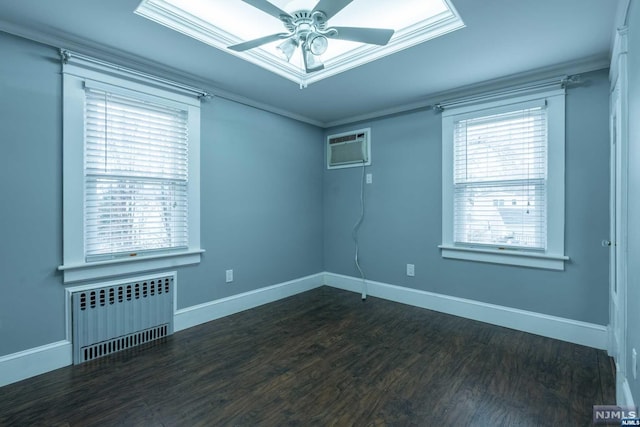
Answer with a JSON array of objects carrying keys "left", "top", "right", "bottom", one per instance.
[
  {"left": 135, "top": 0, "right": 465, "bottom": 88},
  {"left": 0, "top": 19, "right": 611, "bottom": 130},
  {"left": 324, "top": 54, "right": 610, "bottom": 128},
  {"left": 0, "top": 21, "right": 324, "bottom": 128}
]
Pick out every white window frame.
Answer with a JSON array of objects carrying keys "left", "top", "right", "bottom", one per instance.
[
  {"left": 439, "top": 88, "right": 568, "bottom": 270},
  {"left": 59, "top": 56, "right": 203, "bottom": 283}
]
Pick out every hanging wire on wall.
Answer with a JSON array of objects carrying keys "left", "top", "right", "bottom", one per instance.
[{"left": 352, "top": 160, "right": 367, "bottom": 300}]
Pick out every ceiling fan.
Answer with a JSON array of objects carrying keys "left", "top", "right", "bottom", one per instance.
[{"left": 228, "top": 0, "right": 395, "bottom": 73}]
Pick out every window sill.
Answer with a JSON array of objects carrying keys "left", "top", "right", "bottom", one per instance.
[
  {"left": 58, "top": 249, "right": 204, "bottom": 283},
  {"left": 438, "top": 245, "right": 568, "bottom": 270}
]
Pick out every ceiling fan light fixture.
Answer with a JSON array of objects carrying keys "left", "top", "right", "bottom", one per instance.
[
  {"left": 303, "top": 47, "right": 324, "bottom": 72},
  {"left": 220, "top": 0, "right": 404, "bottom": 75},
  {"left": 307, "top": 33, "right": 328, "bottom": 56},
  {"left": 277, "top": 38, "right": 298, "bottom": 62}
]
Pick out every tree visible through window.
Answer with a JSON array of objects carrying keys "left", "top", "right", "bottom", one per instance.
[
  {"left": 84, "top": 88, "right": 189, "bottom": 260},
  {"left": 453, "top": 106, "right": 547, "bottom": 250}
]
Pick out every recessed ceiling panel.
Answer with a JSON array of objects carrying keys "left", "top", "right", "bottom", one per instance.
[{"left": 135, "top": 0, "right": 464, "bottom": 86}]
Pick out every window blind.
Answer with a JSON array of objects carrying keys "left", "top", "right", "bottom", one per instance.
[
  {"left": 453, "top": 106, "right": 547, "bottom": 250},
  {"left": 84, "top": 88, "right": 189, "bottom": 260}
]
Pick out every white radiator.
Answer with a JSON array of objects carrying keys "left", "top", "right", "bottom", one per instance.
[{"left": 72, "top": 275, "right": 174, "bottom": 364}]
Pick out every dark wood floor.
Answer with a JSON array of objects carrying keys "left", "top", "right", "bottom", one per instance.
[{"left": 0, "top": 286, "right": 614, "bottom": 426}]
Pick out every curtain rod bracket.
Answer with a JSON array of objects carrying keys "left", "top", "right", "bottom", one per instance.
[
  {"left": 60, "top": 49, "right": 71, "bottom": 64},
  {"left": 561, "top": 74, "right": 582, "bottom": 88},
  {"left": 60, "top": 49, "right": 209, "bottom": 100}
]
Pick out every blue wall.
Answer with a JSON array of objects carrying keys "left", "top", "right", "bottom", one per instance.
[
  {"left": 0, "top": 28, "right": 612, "bottom": 362},
  {"left": 0, "top": 32, "right": 324, "bottom": 356},
  {"left": 0, "top": 32, "right": 65, "bottom": 355},
  {"left": 324, "top": 68, "right": 611, "bottom": 325},
  {"left": 178, "top": 97, "right": 324, "bottom": 308}
]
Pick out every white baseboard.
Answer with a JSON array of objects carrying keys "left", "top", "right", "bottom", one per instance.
[
  {"left": 0, "top": 271, "right": 608, "bottom": 389},
  {"left": 174, "top": 273, "right": 324, "bottom": 332},
  {"left": 0, "top": 340, "right": 72, "bottom": 388},
  {"left": 1, "top": 273, "right": 323, "bottom": 388},
  {"left": 618, "top": 375, "right": 636, "bottom": 407},
  {"left": 324, "top": 272, "right": 608, "bottom": 350}
]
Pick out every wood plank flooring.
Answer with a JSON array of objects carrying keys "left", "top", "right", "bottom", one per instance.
[{"left": 0, "top": 286, "right": 614, "bottom": 426}]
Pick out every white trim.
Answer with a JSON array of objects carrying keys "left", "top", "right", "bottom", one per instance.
[
  {"left": 303, "top": 4, "right": 465, "bottom": 87},
  {"left": 441, "top": 88, "right": 566, "bottom": 270},
  {"left": 211, "top": 93, "right": 324, "bottom": 128},
  {"left": 134, "top": 0, "right": 465, "bottom": 87},
  {"left": 0, "top": 18, "right": 608, "bottom": 129},
  {"left": 59, "top": 250, "right": 202, "bottom": 284},
  {"left": 2, "top": 271, "right": 608, "bottom": 387},
  {"left": 618, "top": 375, "right": 636, "bottom": 407},
  {"left": 323, "top": 272, "right": 608, "bottom": 349},
  {"left": 174, "top": 273, "right": 324, "bottom": 332},
  {"left": 3, "top": 272, "right": 319, "bottom": 385},
  {"left": 0, "top": 341, "right": 72, "bottom": 387},
  {"left": 63, "top": 50, "right": 206, "bottom": 99},
  {"left": 325, "top": 56, "right": 608, "bottom": 128},
  {"left": 610, "top": 27, "right": 629, "bottom": 90},
  {"left": 439, "top": 81, "right": 563, "bottom": 113},
  {"left": 64, "top": 271, "right": 178, "bottom": 344},
  {"left": 609, "top": 25, "right": 631, "bottom": 407},
  {"left": 0, "top": 19, "right": 324, "bottom": 127},
  {"left": 615, "top": 0, "right": 632, "bottom": 28},
  {"left": 611, "top": 0, "right": 631, "bottom": 65},
  {"left": 439, "top": 245, "right": 568, "bottom": 271},
  {"left": 61, "top": 61, "right": 203, "bottom": 283}
]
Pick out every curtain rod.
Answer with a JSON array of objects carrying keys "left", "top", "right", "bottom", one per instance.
[
  {"left": 60, "top": 49, "right": 212, "bottom": 100},
  {"left": 434, "top": 74, "right": 581, "bottom": 112}
]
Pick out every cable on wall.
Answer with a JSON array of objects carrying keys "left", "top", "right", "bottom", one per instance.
[{"left": 352, "top": 160, "right": 367, "bottom": 300}]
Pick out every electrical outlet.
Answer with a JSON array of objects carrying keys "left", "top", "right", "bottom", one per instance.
[
  {"left": 633, "top": 348, "right": 638, "bottom": 380},
  {"left": 225, "top": 269, "right": 233, "bottom": 283},
  {"left": 366, "top": 173, "right": 373, "bottom": 184},
  {"left": 406, "top": 264, "right": 415, "bottom": 277}
]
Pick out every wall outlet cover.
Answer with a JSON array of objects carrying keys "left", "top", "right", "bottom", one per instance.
[{"left": 406, "top": 264, "right": 415, "bottom": 277}]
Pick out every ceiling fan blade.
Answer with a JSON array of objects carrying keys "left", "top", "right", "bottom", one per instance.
[
  {"left": 312, "top": 0, "right": 353, "bottom": 20},
  {"left": 228, "top": 33, "right": 290, "bottom": 51},
  {"left": 241, "top": 0, "right": 292, "bottom": 20},
  {"left": 327, "top": 27, "right": 395, "bottom": 46}
]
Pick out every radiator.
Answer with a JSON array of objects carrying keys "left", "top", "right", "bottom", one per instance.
[{"left": 72, "top": 275, "right": 174, "bottom": 364}]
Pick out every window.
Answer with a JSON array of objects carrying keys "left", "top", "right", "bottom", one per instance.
[
  {"left": 440, "top": 88, "right": 568, "bottom": 270},
  {"left": 453, "top": 104, "right": 547, "bottom": 249},
  {"left": 84, "top": 87, "right": 188, "bottom": 260},
  {"left": 60, "top": 55, "right": 202, "bottom": 282}
]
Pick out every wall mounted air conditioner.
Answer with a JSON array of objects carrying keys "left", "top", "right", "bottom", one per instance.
[{"left": 327, "top": 128, "right": 371, "bottom": 169}]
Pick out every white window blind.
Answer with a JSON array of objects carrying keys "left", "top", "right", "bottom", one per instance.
[
  {"left": 453, "top": 105, "right": 547, "bottom": 250},
  {"left": 84, "top": 87, "right": 189, "bottom": 260}
]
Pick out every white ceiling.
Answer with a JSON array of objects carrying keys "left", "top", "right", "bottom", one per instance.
[{"left": 0, "top": 0, "right": 619, "bottom": 127}]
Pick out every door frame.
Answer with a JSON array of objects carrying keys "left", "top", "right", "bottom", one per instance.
[{"left": 609, "top": 25, "right": 629, "bottom": 405}]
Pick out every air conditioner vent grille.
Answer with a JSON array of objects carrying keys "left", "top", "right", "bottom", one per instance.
[{"left": 327, "top": 128, "right": 371, "bottom": 170}]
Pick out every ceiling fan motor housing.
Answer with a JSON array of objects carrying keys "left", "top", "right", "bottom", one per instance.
[
  {"left": 281, "top": 10, "right": 327, "bottom": 30},
  {"left": 280, "top": 9, "right": 334, "bottom": 46},
  {"left": 229, "top": 0, "right": 394, "bottom": 74}
]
